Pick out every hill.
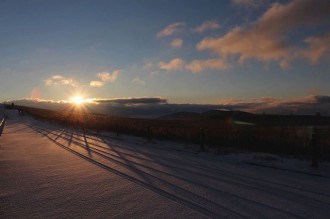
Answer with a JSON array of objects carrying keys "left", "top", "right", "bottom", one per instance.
[{"left": 160, "top": 110, "right": 330, "bottom": 126}]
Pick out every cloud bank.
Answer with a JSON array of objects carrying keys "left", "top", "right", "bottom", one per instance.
[
  {"left": 198, "top": 0, "right": 330, "bottom": 67},
  {"left": 95, "top": 97, "right": 167, "bottom": 105}
]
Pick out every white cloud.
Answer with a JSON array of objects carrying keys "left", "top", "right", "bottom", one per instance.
[
  {"left": 51, "top": 75, "right": 63, "bottom": 80},
  {"left": 170, "top": 38, "right": 183, "bottom": 49},
  {"left": 131, "top": 77, "right": 146, "bottom": 85},
  {"left": 97, "top": 70, "right": 120, "bottom": 82},
  {"left": 158, "top": 58, "right": 228, "bottom": 73},
  {"left": 157, "top": 22, "right": 185, "bottom": 38},
  {"left": 159, "top": 58, "right": 185, "bottom": 71},
  {"left": 90, "top": 81, "right": 104, "bottom": 87},
  {"left": 185, "top": 59, "right": 228, "bottom": 73},
  {"left": 193, "top": 20, "right": 220, "bottom": 33},
  {"left": 89, "top": 70, "right": 120, "bottom": 87},
  {"left": 44, "top": 75, "right": 78, "bottom": 87}
]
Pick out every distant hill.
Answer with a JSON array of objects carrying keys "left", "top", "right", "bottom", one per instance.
[
  {"left": 160, "top": 110, "right": 330, "bottom": 126},
  {"left": 159, "top": 111, "right": 201, "bottom": 120},
  {"left": 160, "top": 110, "right": 252, "bottom": 120}
]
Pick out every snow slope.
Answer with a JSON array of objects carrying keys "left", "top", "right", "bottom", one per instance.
[{"left": 1, "top": 110, "right": 330, "bottom": 218}]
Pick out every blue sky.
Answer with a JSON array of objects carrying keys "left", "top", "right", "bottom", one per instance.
[{"left": 0, "top": 0, "right": 329, "bottom": 105}]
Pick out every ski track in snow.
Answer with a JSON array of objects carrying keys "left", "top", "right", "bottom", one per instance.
[{"left": 1, "top": 110, "right": 330, "bottom": 218}]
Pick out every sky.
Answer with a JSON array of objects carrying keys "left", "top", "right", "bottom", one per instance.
[{"left": 0, "top": 0, "right": 330, "bottom": 107}]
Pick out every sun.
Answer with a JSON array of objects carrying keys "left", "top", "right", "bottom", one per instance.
[{"left": 70, "top": 96, "right": 84, "bottom": 105}]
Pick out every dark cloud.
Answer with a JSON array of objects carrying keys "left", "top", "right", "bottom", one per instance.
[
  {"left": 95, "top": 97, "right": 168, "bottom": 105},
  {"left": 315, "top": 95, "right": 330, "bottom": 104}
]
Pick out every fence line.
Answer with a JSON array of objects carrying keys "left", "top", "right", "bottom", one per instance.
[
  {"left": 0, "top": 118, "right": 4, "bottom": 136},
  {"left": 9, "top": 105, "right": 330, "bottom": 162},
  {"left": 0, "top": 104, "right": 5, "bottom": 136}
]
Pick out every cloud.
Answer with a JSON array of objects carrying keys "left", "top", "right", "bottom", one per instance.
[
  {"left": 217, "top": 96, "right": 279, "bottom": 111},
  {"left": 170, "top": 38, "right": 183, "bottom": 49},
  {"left": 159, "top": 58, "right": 185, "bottom": 71},
  {"left": 131, "top": 77, "right": 146, "bottom": 85},
  {"left": 231, "top": 0, "right": 267, "bottom": 8},
  {"left": 197, "top": 25, "right": 288, "bottom": 63},
  {"left": 51, "top": 75, "right": 63, "bottom": 80},
  {"left": 314, "top": 95, "right": 330, "bottom": 104},
  {"left": 44, "top": 75, "right": 63, "bottom": 85},
  {"left": 97, "top": 70, "right": 120, "bottom": 82},
  {"left": 89, "top": 70, "right": 120, "bottom": 87},
  {"left": 44, "top": 75, "right": 78, "bottom": 87},
  {"left": 185, "top": 59, "right": 228, "bottom": 73},
  {"left": 299, "top": 33, "right": 330, "bottom": 64},
  {"left": 90, "top": 81, "right": 104, "bottom": 87},
  {"left": 193, "top": 20, "right": 220, "bottom": 33},
  {"left": 157, "top": 22, "right": 185, "bottom": 38},
  {"left": 159, "top": 58, "right": 228, "bottom": 73},
  {"left": 95, "top": 97, "right": 167, "bottom": 105},
  {"left": 198, "top": 0, "right": 330, "bottom": 66}
]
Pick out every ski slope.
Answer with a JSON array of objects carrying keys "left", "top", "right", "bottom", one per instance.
[{"left": 1, "top": 109, "right": 330, "bottom": 218}]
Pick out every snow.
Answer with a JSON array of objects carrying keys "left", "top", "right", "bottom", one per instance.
[{"left": 1, "top": 109, "right": 330, "bottom": 218}]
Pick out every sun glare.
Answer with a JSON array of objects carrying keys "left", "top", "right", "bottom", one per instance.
[{"left": 70, "top": 96, "right": 84, "bottom": 105}]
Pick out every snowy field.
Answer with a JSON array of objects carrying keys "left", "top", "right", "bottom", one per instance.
[{"left": 1, "top": 109, "right": 330, "bottom": 218}]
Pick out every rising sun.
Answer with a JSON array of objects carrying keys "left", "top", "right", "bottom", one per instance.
[{"left": 70, "top": 96, "right": 84, "bottom": 105}]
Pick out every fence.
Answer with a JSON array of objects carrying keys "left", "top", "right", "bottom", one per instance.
[{"left": 10, "top": 105, "right": 330, "bottom": 162}]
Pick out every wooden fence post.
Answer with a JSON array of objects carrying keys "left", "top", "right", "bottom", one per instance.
[
  {"left": 200, "top": 128, "right": 205, "bottom": 152},
  {"left": 311, "top": 128, "right": 319, "bottom": 168},
  {"left": 0, "top": 119, "right": 4, "bottom": 137},
  {"left": 116, "top": 124, "right": 120, "bottom": 137},
  {"left": 147, "top": 126, "right": 151, "bottom": 142}
]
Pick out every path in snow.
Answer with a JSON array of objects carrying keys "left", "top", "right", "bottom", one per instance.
[{"left": 1, "top": 109, "right": 330, "bottom": 218}]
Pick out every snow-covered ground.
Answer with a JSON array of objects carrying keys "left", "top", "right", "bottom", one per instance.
[{"left": 1, "top": 109, "right": 330, "bottom": 218}]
